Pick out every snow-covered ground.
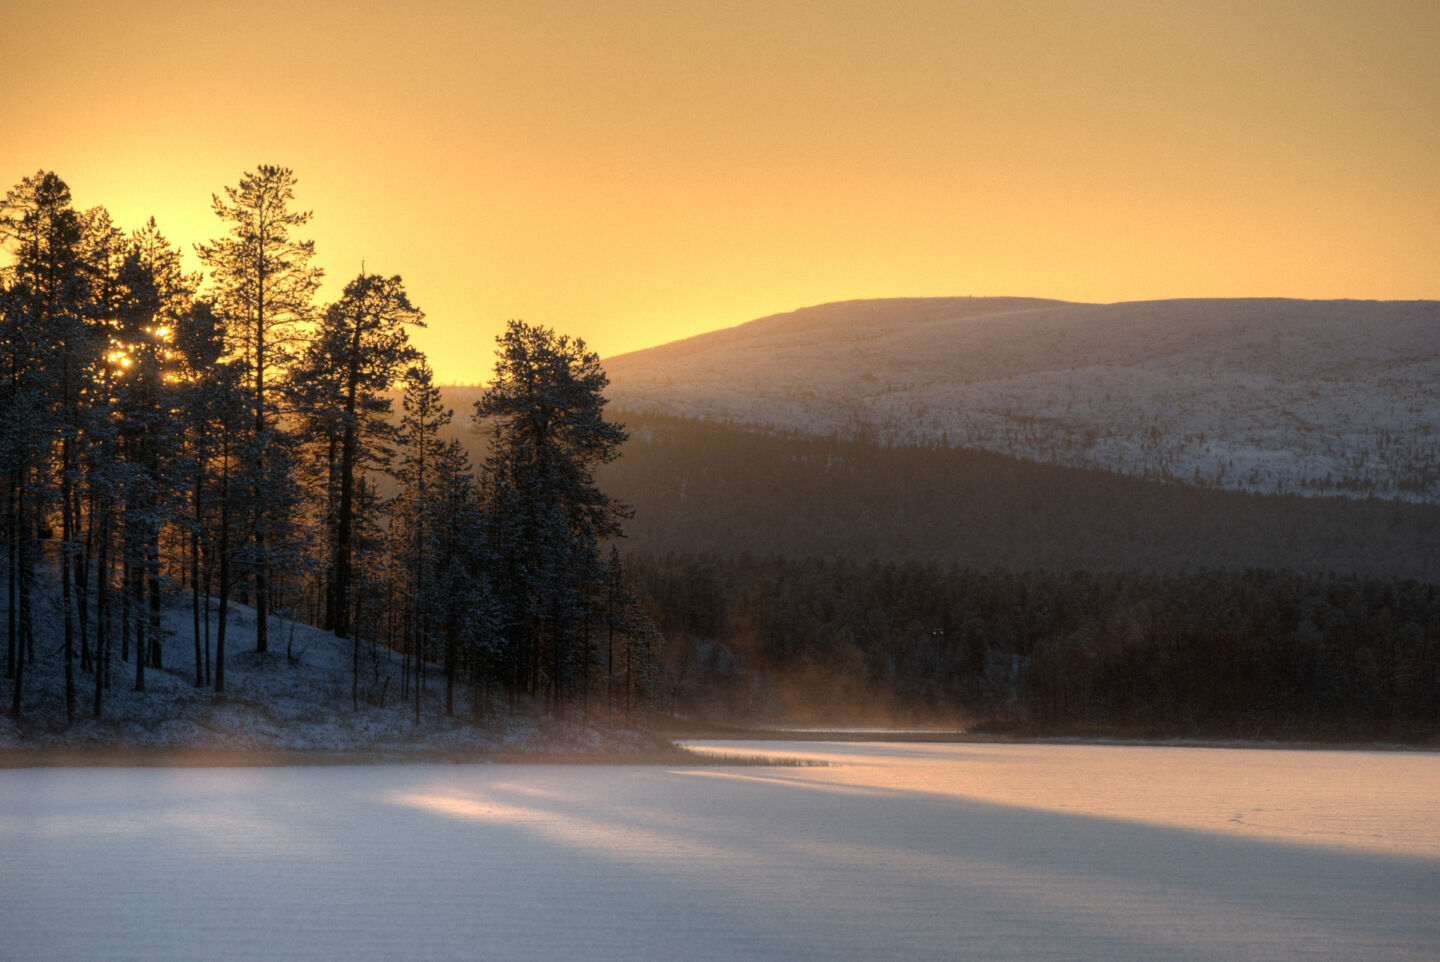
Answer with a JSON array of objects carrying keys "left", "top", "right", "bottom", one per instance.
[
  {"left": 604, "top": 297, "right": 1440, "bottom": 501},
  {"left": 3, "top": 741, "right": 1436, "bottom": 961},
  {"left": 0, "top": 588, "right": 659, "bottom": 757}
]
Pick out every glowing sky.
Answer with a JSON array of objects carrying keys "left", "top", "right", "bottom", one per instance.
[{"left": 8, "top": 1, "right": 1437, "bottom": 384}]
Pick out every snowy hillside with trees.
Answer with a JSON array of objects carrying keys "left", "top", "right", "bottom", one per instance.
[
  {"left": 0, "top": 590, "right": 664, "bottom": 756},
  {"left": 604, "top": 297, "right": 1440, "bottom": 501},
  {"left": 1, "top": 168, "right": 663, "bottom": 749}
]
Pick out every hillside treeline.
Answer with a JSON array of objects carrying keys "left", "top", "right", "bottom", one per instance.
[
  {"left": 630, "top": 554, "right": 1440, "bottom": 742},
  {"left": 1, "top": 168, "right": 658, "bottom": 728},
  {"left": 596, "top": 412, "right": 1440, "bottom": 580}
]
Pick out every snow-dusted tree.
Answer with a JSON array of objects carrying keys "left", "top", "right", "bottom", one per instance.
[
  {"left": 153, "top": 234, "right": 246, "bottom": 694},
  {"left": 70, "top": 210, "right": 124, "bottom": 697},
  {"left": 0, "top": 265, "right": 40, "bottom": 714},
  {"left": 474, "top": 320, "right": 629, "bottom": 716},
  {"left": 345, "top": 473, "right": 390, "bottom": 710},
  {"left": 394, "top": 359, "right": 450, "bottom": 719},
  {"left": 0, "top": 171, "right": 98, "bottom": 720},
  {"left": 0, "top": 173, "right": 77, "bottom": 715},
  {"left": 112, "top": 251, "right": 165, "bottom": 692},
  {"left": 201, "top": 359, "right": 250, "bottom": 695},
  {"left": 426, "top": 437, "right": 493, "bottom": 716},
  {"left": 296, "top": 272, "right": 422, "bottom": 637},
  {"left": 107, "top": 226, "right": 197, "bottom": 695},
  {"left": 197, "top": 165, "right": 321, "bottom": 654}
]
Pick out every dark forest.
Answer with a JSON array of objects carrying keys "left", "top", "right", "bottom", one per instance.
[{"left": 0, "top": 168, "right": 658, "bottom": 729}]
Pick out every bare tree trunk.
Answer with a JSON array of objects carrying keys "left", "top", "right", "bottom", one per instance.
[
  {"left": 132, "top": 556, "right": 146, "bottom": 692},
  {"left": 216, "top": 455, "right": 231, "bottom": 693},
  {"left": 444, "top": 618, "right": 456, "bottom": 717},
  {"left": 62, "top": 437, "right": 76, "bottom": 722},
  {"left": 77, "top": 484, "right": 93, "bottom": 674},
  {"left": 193, "top": 474, "right": 203, "bottom": 686},
  {"left": 216, "top": 557, "right": 229, "bottom": 693},
  {"left": 333, "top": 418, "right": 356, "bottom": 638},
  {"left": 581, "top": 610, "right": 590, "bottom": 718},
  {"left": 147, "top": 535, "right": 162, "bottom": 669},
  {"left": 7, "top": 477, "right": 18, "bottom": 691},
  {"left": 93, "top": 503, "right": 112, "bottom": 718},
  {"left": 8, "top": 480, "right": 23, "bottom": 717},
  {"left": 202, "top": 562, "right": 212, "bottom": 687},
  {"left": 120, "top": 552, "right": 131, "bottom": 665},
  {"left": 254, "top": 541, "right": 269, "bottom": 655}
]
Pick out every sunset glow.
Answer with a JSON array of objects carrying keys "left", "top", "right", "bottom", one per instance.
[{"left": 10, "top": 0, "right": 1438, "bottom": 384}]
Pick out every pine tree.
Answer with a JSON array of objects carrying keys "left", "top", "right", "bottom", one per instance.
[
  {"left": 0, "top": 171, "right": 95, "bottom": 720},
  {"left": 474, "top": 320, "right": 629, "bottom": 717},
  {"left": 72, "top": 207, "right": 130, "bottom": 696},
  {"left": 394, "top": 359, "right": 450, "bottom": 720},
  {"left": 296, "top": 272, "right": 422, "bottom": 637},
  {"left": 207, "top": 360, "right": 250, "bottom": 694},
  {"left": 108, "top": 233, "right": 192, "bottom": 693},
  {"left": 427, "top": 438, "right": 491, "bottom": 716},
  {"left": 0, "top": 174, "right": 71, "bottom": 714},
  {"left": 197, "top": 165, "right": 320, "bottom": 654}
]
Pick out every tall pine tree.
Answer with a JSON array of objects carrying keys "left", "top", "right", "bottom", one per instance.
[
  {"left": 0, "top": 172, "right": 95, "bottom": 719},
  {"left": 297, "top": 272, "right": 422, "bottom": 637},
  {"left": 475, "top": 320, "right": 629, "bottom": 717},
  {"left": 197, "top": 165, "right": 321, "bottom": 654}
]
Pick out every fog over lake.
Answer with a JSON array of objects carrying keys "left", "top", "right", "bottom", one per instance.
[{"left": 4, "top": 742, "right": 1437, "bottom": 961}]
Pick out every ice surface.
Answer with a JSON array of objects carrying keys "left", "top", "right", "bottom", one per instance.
[{"left": 3, "top": 741, "right": 1436, "bottom": 961}]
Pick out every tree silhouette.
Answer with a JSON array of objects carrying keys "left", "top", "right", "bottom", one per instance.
[
  {"left": 475, "top": 320, "right": 629, "bottom": 716},
  {"left": 297, "top": 272, "right": 422, "bottom": 637},
  {"left": 1, "top": 166, "right": 672, "bottom": 730},
  {"left": 197, "top": 165, "right": 321, "bottom": 654}
]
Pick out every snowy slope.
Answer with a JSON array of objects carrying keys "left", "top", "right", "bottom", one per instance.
[
  {"left": 0, "top": 590, "right": 662, "bottom": 755},
  {"left": 604, "top": 297, "right": 1440, "bottom": 501}
]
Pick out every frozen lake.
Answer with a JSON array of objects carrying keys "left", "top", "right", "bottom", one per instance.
[{"left": 3, "top": 741, "right": 1438, "bottom": 961}]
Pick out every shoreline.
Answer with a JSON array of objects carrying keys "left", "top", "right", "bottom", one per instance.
[
  {"left": 667, "top": 727, "right": 1440, "bottom": 753},
  {"left": 4, "top": 730, "right": 1436, "bottom": 769},
  {"left": 0, "top": 743, "right": 718, "bottom": 769}
]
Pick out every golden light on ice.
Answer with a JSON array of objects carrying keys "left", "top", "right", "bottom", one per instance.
[{"left": 683, "top": 741, "right": 1440, "bottom": 857}]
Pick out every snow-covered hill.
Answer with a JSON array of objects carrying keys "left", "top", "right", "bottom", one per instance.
[
  {"left": 604, "top": 297, "right": 1440, "bottom": 501},
  {"left": 0, "top": 592, "right": 665, "bottom": 757}
]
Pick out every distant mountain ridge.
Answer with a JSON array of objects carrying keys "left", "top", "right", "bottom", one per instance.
[{"left": 603, "top": 297, "right": 1440, "bottom": 502}]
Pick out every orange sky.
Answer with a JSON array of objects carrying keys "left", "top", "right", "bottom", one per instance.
[{"left": 8, "top": 0, "right": 1438, "bottom": 384}]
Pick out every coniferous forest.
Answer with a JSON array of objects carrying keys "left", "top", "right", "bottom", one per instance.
[
  {"left": 630, "top": 554, "right": 1440, "bottom": 741},
  {"left": 0, "top": 167, "right": 660, "bottom": 732},
  {"left": 3, "top": 166, "right": 1436, "bottom": 745},
  {"left": 598, "top": 416, "right": 1440, "bottom": 740}
]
